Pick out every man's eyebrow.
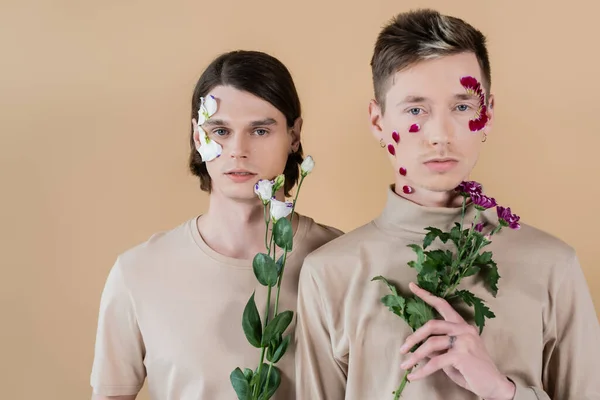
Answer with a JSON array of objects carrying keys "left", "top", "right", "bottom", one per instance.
[
  {"left": 202, "top": 118, "right": 278, "bottom": 127},
  {"left": 397, "top": 95, "right": 429, "bottom": 106},
  {"left": 249, "top": 118, "right": 277, "bottom": 127},
  {"left": 203, "top": 118, "right": 229, "bottom": 127},
  {"left": 453, "top": 93, "right": 480, "bottom": 101}
]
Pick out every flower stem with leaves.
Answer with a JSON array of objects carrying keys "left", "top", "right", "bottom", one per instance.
[
  {"left": 372, "top": 181, "right": 521, "bottom": 398},
  {"left": 230, "top": 157, "right": 314, "bottom": 400}
]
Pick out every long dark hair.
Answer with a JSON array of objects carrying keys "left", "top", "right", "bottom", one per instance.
[{"left": 189, "top": 50, "right": 303, "bottom": 197}]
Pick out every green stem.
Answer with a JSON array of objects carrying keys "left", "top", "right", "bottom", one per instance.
[
  {"left": 459, "top": 196, "right": 466, "bottom": 235},
  {"left": 253, "top": 284, "right": 272, "bottom": 399},
  {"left": 443, "top": 229, "right": 488, "bottom": 298},
  {"left": 264, "top": 204, "right": 270, "bottom": 252},
  {"left": 290, "top": 175, "right": 305, "bottom": 217},
  {"left": 264, "top": 362, "right": 274, "bottom": 399},
  {"left": 273, "top": 249, "right": 288, "bottom": 316},
  {"left": 393, "top": 368, "right": 412, "bottom": 400}
]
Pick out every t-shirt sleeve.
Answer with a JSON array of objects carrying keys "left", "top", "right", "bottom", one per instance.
[
  {"left": 90, "top": 258, "right": 146, "bottom": 396},
  {"left": 537, "top": 251, "right": 600, "bottom": 399},
  {"left": 295, "top": 259, "right": 347, "bottom": 400}
]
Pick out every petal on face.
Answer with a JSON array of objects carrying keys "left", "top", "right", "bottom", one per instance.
[
  {"left": 204, "top": 95, "right": 218, "bottom": 117},
  {"left": 197, "top": 109, "right": 206, "bottom": 126}
]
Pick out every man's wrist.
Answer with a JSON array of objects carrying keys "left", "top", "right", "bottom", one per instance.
[{"left": 487, "top": 376, "right": 516, "bottom": 400}]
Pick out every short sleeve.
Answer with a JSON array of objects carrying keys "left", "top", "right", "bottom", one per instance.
[{"left": 90, "top": 258, "right": 146, "bottom": 396}]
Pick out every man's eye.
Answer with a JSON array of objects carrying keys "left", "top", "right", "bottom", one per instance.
[
  {"left": 254, "top": 129, "right": 268, "bottom": 136},
  {"left": 214, "top": 129, "right": 228, "bottom": 136},
  {"left": 456, "top": 104, "right": 470, "bottom": 112},
  {"left": 409, "top": 108, "right": 423, "bottom": 116}
]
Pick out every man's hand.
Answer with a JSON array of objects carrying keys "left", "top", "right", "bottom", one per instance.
[{"left": 399, "top": 282, "right": 516, "bottom": 400}]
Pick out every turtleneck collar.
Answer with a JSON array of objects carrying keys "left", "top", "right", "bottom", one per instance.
[{"left": 374, "top": 185, "right": 494, "bottom": 237}]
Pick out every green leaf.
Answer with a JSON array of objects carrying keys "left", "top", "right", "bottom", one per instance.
[
  {"left": 381, "top": 294, "right": 406, "bottom": 318},
  {"left": 449, "top": 224, "right": 463, "bottom": 248},
  {"left": 476, "top": 251, "right": 493, "bottom": 265},
  {"left": 462, "top": 265, "right": 481, "bottom": 277},
  {"left": 405, "top": 297, "right": 435, "bottom": 331},
  {"left": 423, "top": 227, "right": 450, "bottom": 248},
  {"left": 275, "top": 254, "right": 285, "bottom": 275},
  {"left": 371, "top": 275, "right": 400, "bottom": 296},
  {"left": 243, "top": 368, "right": 254, "bottom": 382},
  {"left": 230, "top": 368, "right": 251, "bottom": 400},
  {"left": 425, "top": 249, "right": 453, "bottom": 265},
  {"left": 266, "top": 335, "right": 281, "bottom": 362},
  {"left": 242, "top": 293, "right": 262, "bottom": 348},
  {"left": 416, "top": 279, "right": 438, "bottom": 295},
  {"left": 273, "top": 218, "right": 293, "bottom": 250},
  {"left": 456, "top": 290, "right": 496, "bottom": 334},
  {"left": 408, "top": 244, "right": 425, "bottom": 266},
  {"left": 257, "top": 364, "right": 281, "bottom": 400},
  {"left": 267, "top": 334, "right": 291, "bottom": 363},
  {"left": 482, "top": 260, "right": 500, "bottom": 297},
  {"left": 253, "top": 253, "right": 279, "bottom": 287},
  {"left": 262, "top": 310, "right": 293, "bottom": 346}
]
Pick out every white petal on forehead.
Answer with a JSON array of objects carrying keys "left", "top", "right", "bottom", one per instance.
[{"left": 204, "top": 95, "right": 217, "bottom": 116}]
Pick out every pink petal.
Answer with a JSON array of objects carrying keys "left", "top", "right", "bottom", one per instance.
[
  {"left": 409, "top": 123, "right": 420, "bottom": 133},
  {"left": 387, "top": 144, "right": 396, "bottom": 156}
]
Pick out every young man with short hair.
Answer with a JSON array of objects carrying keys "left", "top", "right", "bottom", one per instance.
[{"left": 295, "top": 9, "right": 600, "bottom": 400}]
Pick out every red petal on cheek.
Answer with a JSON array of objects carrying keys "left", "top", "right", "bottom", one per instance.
[
  {"left": 409, "top": 123, "right": 420, "bottom": 133},
  {"left": 399, "top": 167, "right": 407, "bottom": 176},
  {"left": 402, "top": 185, "right": 414, "bottom": 194},
  {"left": 392, "top": 131, "right": 400, "bottom": 144},
  {"left": 387, "top": 144, "right": 396, "bottom": 156}
]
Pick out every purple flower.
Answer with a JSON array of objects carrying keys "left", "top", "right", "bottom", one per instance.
[
  {"left": 471, "top": 193, "right": 497, "bottom": 210},
  {"left": 456, "top": 181, "right": 483, "bottom": 196},
  {"left": 474, "top": 222, "right": 485, "bottom": 232},
  {"left": 497, "top": 206, "right": 521, "bottom": 230}
]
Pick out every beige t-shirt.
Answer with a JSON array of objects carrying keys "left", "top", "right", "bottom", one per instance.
[
  {"left": 295, "top": 186, "right": 600, "bottom": 400},
  {"left": 90, "top": 214, "right": 342, "bottom": 399}
]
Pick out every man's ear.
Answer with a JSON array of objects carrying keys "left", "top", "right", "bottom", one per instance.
[
  {"left": 192, "top": 119, "right": 201, "bottom": 149},
  {"left": 368, "top": 99, "right": 385, "bottom": 142},
  {"left": 485, "top": 94, "right": 495, "bottom": 135},
  {"left": 290, "top": 117, "right": 302, "bottom": 152}
]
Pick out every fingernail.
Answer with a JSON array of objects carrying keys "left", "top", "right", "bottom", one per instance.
[
  {"left": 399, "top": 344, "right": 408, "bottom": 353},
  {"left": 400, "top": 361, "right": 409, "bottom": 369}
]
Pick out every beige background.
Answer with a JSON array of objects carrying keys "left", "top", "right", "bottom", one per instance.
[{"left": 1, "top": 0, "right": 598, "bottom": 398}]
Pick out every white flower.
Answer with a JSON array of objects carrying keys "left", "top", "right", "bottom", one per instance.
[
  {"left": 254, "top": 179, "right": 274, "bottom": 204},
  {"left": 300, "top": 155, "right": 315, "bottom": 176},
  {"left": 197, "top": 95, "right": 218, "bottom": 126},
  {"left": 270, "top": 199, "right": 293, "bottom": 222},
  {"left": 196, "top": 128, "right": 222, "bottom": 162}
]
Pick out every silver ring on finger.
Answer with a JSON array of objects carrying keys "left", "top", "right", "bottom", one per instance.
[{"left": 448, "top": 335, "right": 456, "bottom": 349}]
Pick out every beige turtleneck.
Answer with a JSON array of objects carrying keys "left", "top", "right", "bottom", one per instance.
[{"left": 295, "top": 186, "right": 600, "bottom": 400}]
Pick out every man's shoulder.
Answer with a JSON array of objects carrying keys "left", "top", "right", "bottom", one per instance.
[
  {"left": 504, "top": 220, "right": 576, "bottom": 260},
  {"left": 303, "top": 215, "right": 344, "bottom": 243},
  {"left": 115, "top": 217, "right": 196, "bottom": 273},
  {"left": 302, "top": 220, "right": 379, "bottom": 267}
]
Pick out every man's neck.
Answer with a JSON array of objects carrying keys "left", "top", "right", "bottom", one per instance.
[
  {"left": 393, "top": 182, "right": 463, "bottom": 208},
  {"left": 197, "top": 190, "right": 295, "bottom": 260}
]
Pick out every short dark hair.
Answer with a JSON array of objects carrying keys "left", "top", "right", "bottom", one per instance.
[
  {"left": 371, "top": 9, "right": 492, "bottom": 112},
  {"left": 189, "top": 50, "right": 303, "bottom": 197}
]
